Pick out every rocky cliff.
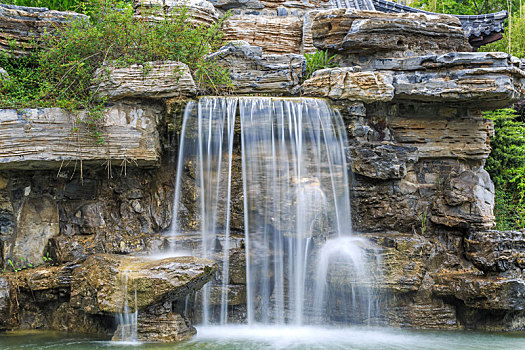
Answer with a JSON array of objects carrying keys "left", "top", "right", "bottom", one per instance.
[{"left": 1, "top": 0, "right": 525, "bottom": 341}]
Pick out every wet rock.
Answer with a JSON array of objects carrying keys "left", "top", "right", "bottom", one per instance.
[
  {"left": 0, "top": 102, "right": 161, "bottom": 169},
  {"left": 14, "top": 264, "right": 75, "bottom": 291},
  {"left": 465, "top": 230, "right": 525, "bottom": 272},
  {"left": 431, "top": 169, "right": 495, "bottom": 229},
  {"left": 312, "top": 9, "right": 469, "bottom": 57},
  {"left": 209, "top": 285, "right": 246, "bottom": 305},
  {"left": 348, "top": 143, "right": 418, "bottom": 180},
  {"left": 137, "top": 305, "right": 196, "bottom": 342},
  {"left": 433, "top": 271, "right": 525, "bottom": 310},
  {"left": 71, "top": 203, "right": 106, "bottom": 234},
  {"left": 10, "top": 196, "right": 59, "bottom": 267},
  {"left": 70, "top": 254, "right": 217, "bottom": 314},
  {"left": 302, "top": 68, "right": 394, "bottom": 103},
  {"left": 0, "top": 4, "right": 87, "bottom": 57},
  {"left": 0, "top": 277, "right": 18, "bottom": 330},
  {"left": 93, "top": 61, "right": 196, "bottom": 100},
  {"left": 209, "top": 42, "right": 305, "bottom": 94},
  {"left": 222, "top": 15, "right": 303, "bottom": 54}
]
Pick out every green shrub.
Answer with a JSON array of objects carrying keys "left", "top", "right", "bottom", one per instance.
[
  {"left": 485, "top": 108, "right": 525, "bottom": 229},
  {"left": 2, "top": 0, "right": 91, "bottom": 12},
  {"left": 0, "top": 0, "right": 231, "bottom": 141},
  {"left": 303, "top": 50, "right": 337, "bottom": 80}
]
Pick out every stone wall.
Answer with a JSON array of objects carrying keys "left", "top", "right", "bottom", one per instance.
[{"left": 1, "top": 1, "right": 525, "bottom": 338}]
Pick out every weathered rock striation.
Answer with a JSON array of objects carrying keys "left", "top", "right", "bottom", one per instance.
[
  {"left": 0, "top": 102, "right": 161, "bottom": 169},
  {"left": 208, "top": 42, "right": 305, "bottom": 94},
  {"left": 0, "top": 4, "right": 87, "bottom": 57},
  {"left": 93, "top": 61, "right": 197, "bottom": 100}
]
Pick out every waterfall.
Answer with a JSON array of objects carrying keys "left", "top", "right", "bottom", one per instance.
[
  {"left": 170, "top": 96, "right": 380, "bottom": 326},
  {"left": 114, "top": 273, "right": 139, "bottom": 342}
]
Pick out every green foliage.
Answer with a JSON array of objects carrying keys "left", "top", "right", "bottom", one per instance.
[
  {"left": 303, "top": 50, "right": 337, "bottom": 80},
  {"left": 484, "top": 109, "right": 525, "bottom": 229},
  {"left": 411, "top": 0, "right": 520, "bottom": 15},
  {"left": 2, "top": 0, "right": 92, "bottom": 12},
  {"left": 0, "top": 0, "right": 231, "bottom": 141}
]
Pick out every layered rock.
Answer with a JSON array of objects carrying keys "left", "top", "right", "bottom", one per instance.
[
  {"left": 134, "top": 0, "right": 219, "bottom": 27},
  {"left": 0, "top": 101, "right": 161, "bottom": 169},
  {"left": 312, "top": 9, "right": 470, "bottom": 57},
  {"left": 0, "top": 4, "right": 87, "bottom": 57},
  {"left": 93, "top": 61, "right": 197, "bottom": 100},
  {"left": 222, "top": 15, "right": 303, "bottom": 54},
  {"left": 208, "top": 42, "right": 305, "bottom": 94},
  {"left": 302, "top": 68, "right": 394, "bottom": 103},
  {"left": 465, "top": 230, "right": 525, "bottom": 272}
]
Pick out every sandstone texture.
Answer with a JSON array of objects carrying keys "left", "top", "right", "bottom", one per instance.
[
  {"left": 302, "top": 68, "right": 394, "bottom": 103},
  {"left": 209, "top": 42, "right": 305, "bottom": 94},
  {"left": 0, "top": 102, "right": 161, "bottom": 169},
  {"left": 223, "top": 15, "right": 303, "bottom": 54},
  {"left": 93, "top": 61, "right": 197, "bottom": 100},
  {"left": 0, "top": 4, "right": 87, "bottom": 57}
]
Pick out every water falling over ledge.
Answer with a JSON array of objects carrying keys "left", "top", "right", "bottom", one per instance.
[{"left": 167, "top": 96, "right": 382, "bottom": 326}]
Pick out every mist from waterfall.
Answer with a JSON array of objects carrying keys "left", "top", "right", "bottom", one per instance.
[{"left": 169, "top": 96, "right": 381, "bottom": 326}]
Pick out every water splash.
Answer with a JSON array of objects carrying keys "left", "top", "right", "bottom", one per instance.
[{"left": 115, "top": 273, "right": 138, "bottom": 342}]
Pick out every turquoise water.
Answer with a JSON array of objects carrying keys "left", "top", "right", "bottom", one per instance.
[{"left": 1, "top": 326, "right": 525, "bottom": 350}]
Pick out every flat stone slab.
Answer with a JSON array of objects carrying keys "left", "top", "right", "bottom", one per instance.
[
  {"left": 0, "top": 4, "right": 87, "bottom": 56},
  {"left": 93, "top": 61, "right": 196, "bottom": 100},
  {"left": 0, "top": 102, "right": 161, "bottom": 169},
  {"left": 312, "top": 9, "right": 469, "bottom": 57},
  {"left": 302, "top": 67, "right": 394, "bottom": 103},
  {"left": 367, "top": 52, "right": 525, "bottom": 109},
  {"left": 70, "top": 254, "right": 217, "bottom": 314}
]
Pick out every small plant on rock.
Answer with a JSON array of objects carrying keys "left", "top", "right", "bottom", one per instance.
[{"left": 303, "top": 50, "right": 337, "bottom": 80}]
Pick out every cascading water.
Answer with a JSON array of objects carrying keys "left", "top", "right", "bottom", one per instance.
[
  {"left": 168, "top": 96, "right": 381, "bottom": 326},
  {"left": 115, "top": 273, "right": 138, "bottom": 342}
]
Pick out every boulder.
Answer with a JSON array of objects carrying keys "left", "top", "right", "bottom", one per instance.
[
  {"left": 0, "top": 4, "right": 87, "bottom": 57},
  {"left": 302, "top": 67, "right": 394, "bottom": 103},
  {"left": 134, "top": 0, "right": 219, "bottom": 27},
  {"left": 93, "top": 61, "right": 196, "bottom": 100},
  {"left": 70, "top": 254, "right": 217, "bottom": 314},
  {"left": 348, "top": 143, "right": 418, "bottom": 180},
  {"left": 0, "top": 101, "right": 161, "bottom": 169},
  {"left": 311, "top": 9, "right": 470, "bottom": 57},
  {"left": 208, "top": 42, "right": 305, "bottom": 94},
  {"left": 9, "top": 196, "right": 59, "bottom": 267},
  {"left": 431, "top": 169, "right": 495, "bottom": 229},
  {"left": 222, "top": 15, "right": 303, "bottom": 54}
]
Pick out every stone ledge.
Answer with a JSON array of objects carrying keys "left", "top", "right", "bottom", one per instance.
[
  {"left": 302, "top": 67, "right": 394, "bottom": 103},
  {"left": 93, "top": 61, "right": 197, "bottom": 101},
  {"left": 0, "top": 102, "right": 161, "bottom": 169},
  {"left": 0, "top": 4, "right": 87, "bottom": 57}
]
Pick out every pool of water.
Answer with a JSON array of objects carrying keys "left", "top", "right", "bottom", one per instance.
[{"left": 2, "top": 326, "right": 525, "bottom": 350}]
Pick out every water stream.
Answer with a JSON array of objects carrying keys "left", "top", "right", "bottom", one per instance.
[{"left": 168, "top": 97, "right": 380, "bottom": 326}]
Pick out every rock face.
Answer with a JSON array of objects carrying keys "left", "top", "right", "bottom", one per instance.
[
  {"left": 0, "top": 102, "right": 161, "bottom": 169},
  {"left": 0, "top": 4, "right": 87, "bottom": 57},
  {"left": 312, "top": 9, "right": 470, "bottom": 57},
  {"left": 93, "top": 61, "right": 197, "bottom": 100},
  {"left": 70, "top": 254, "right": 217, "bottom": 314},
  {"left": 209, "top": 42, "right": 305, "bottom": 94},
  {"left": 134, "top": 0, "right": 219, "bottom": 27},
  {"left": 222, "top": 15, "right": 303, "bottom": 54},
  {"left": 302, "top": 68, "right": 394, "bottom": 103}
]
